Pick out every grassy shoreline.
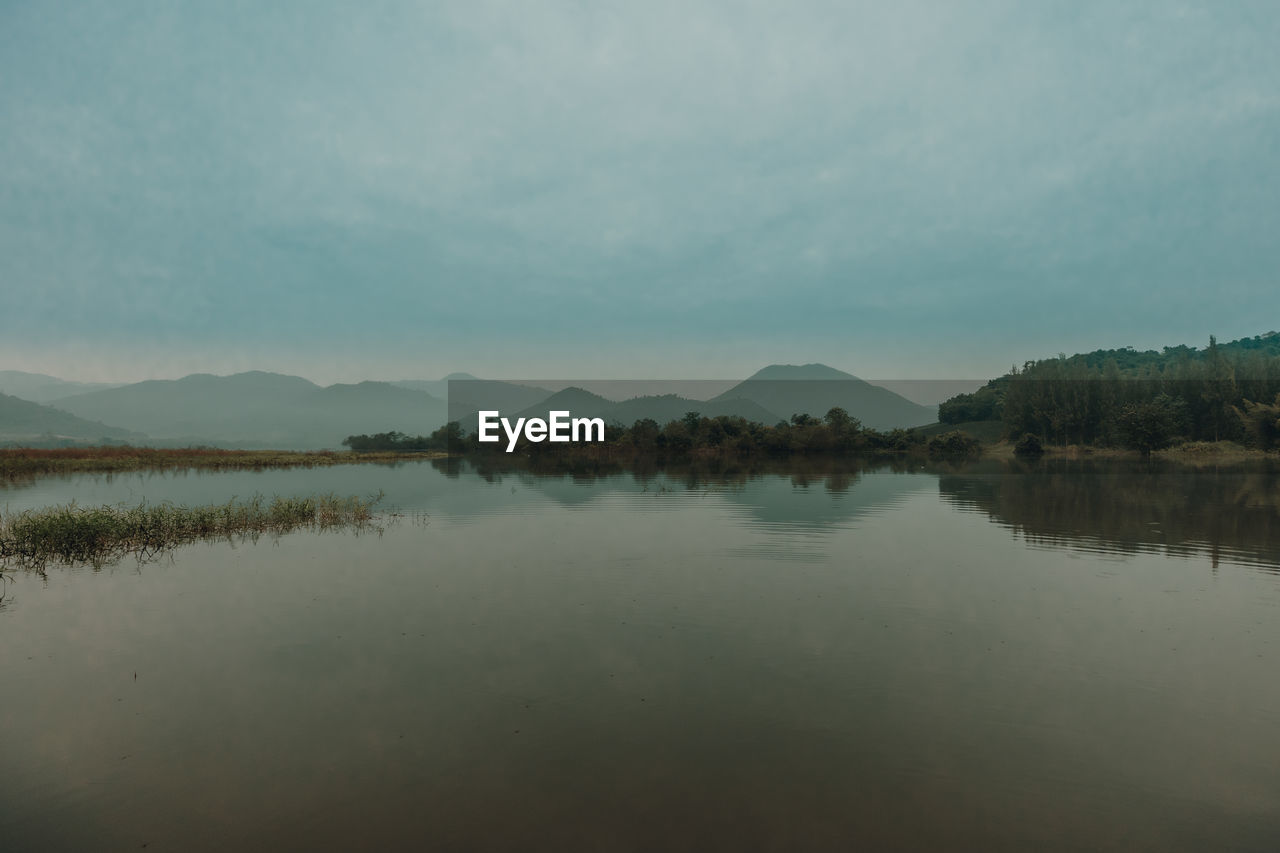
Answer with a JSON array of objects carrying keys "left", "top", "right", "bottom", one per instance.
[
  {"left": 0, "top": 447, "right": 446, "bottom": 477},
  {"left": 982, "top": 439, "right": 1277, "bottom": 463},
  {"left": 0, "top": 493, "right": 382, "bottom": 569}
]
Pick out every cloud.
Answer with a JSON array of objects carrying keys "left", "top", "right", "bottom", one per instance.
[{"left": 1, "top": 0, "right": 1277, "bottom": 380}]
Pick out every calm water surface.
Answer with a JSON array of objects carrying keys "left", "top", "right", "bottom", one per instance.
[{"left": 2, "top": 458, "right": 1279, "bottom": 851}]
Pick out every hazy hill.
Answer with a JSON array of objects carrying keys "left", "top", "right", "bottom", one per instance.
[
  {"left": 712, "top": 364, "right": 937, "bottom": 430},
  {"left": 0, "top": 392, "right": 143, "bottom": 444},
  {"left": 509, "top": 387, "right": 616, "bottom": 423},
  {"left": 294, "top": 382, "right": 448, "bottom": 446},
  {"left": 0, "top": 370, "right": 121, "bottom": 403},
  {"left": 444, "top": 379, "right": 554, "bottom": 425},
  {"left": 496, "top": 389, "right": 783, "bottom": 427},
  {"left": 20, "top": 361, "right": 937, "bottom": 447},
  {"left": 601, "top": 394, "right": 783, "bottom": 426},
  {"left": 309, "top": 381, "right": 432, "bottom": 405},
  {"left": 52, "top": 372, "right": 446, "bottom": 448},
  {"left": 504, "top": 388, "right": 784, "bottom": 429},
  {"left": 865, "top": 379, "right": 987, "bottom": 407},
  {"left": 392, "top": 372, "right": 481, "bottom": 399},
  {"left": 745, "top": 364, "right": 858, "bottom": 381},
  {"left": 457, "top": 368, "right": 933, "bottom": 433},
  {"left": 53, "top": 371, "right": 320, "bottom": 436}
]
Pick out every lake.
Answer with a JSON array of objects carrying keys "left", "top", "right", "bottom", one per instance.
[{"left": 3, "top": 457, "right": 1279, "bottom": 851}]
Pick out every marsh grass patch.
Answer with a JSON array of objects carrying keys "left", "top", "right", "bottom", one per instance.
[{"left": 0, "top": 492, "right": 383, "bottom": 570}]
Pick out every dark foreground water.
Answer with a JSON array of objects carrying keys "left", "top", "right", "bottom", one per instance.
[{"left": 2, "top": 458, "right": 1279, "bottom": 851}]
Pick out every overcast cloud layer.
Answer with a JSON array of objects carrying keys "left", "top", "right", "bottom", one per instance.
[{"left": 2, "top": 0, "right": 1277, "bottom": 382}]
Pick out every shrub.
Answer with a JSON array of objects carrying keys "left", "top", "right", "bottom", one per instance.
[
  {"left": 927, "top": 431, "right": 982, "bottom": 458},
  {"left": 1013, "top": 433, "right": 1044, "bottom": 457}
]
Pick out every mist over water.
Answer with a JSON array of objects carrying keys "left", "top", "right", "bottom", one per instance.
[{"left": 3, "top": 458, "right": 1279, "bottom": 850}]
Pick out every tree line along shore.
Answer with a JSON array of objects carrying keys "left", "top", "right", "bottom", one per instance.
[
  {"left": 343, "top": 412, "right": 985, "bottom": 459},
  {"left": 938, "top": 334, "right": 1280, "bottom": 455},
  {"left": 345, "top": 334, "right": 1280, "bottom": 459}
]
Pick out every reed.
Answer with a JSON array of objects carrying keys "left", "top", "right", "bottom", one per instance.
[{"left": 0, "top": 493, "right": 381, "bottom": 569}]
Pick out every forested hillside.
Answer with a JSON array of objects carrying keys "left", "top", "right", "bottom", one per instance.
[{"left": 939, "top": 333, "right": 1280, "bottom": 450}]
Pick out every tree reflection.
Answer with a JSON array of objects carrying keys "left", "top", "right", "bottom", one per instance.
[{"left": 939, "top": 459, "right": 1280, "bottom": 571}]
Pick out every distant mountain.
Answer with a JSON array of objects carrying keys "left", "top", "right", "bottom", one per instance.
[
  {"left": 310, "top": 381, "right": 432, "bottom": 404},
  {"left": 601, "top": 394, "right": 783, "bottom": 426},
  {"left": 52, "top": 372, "right": 447, "bottom": 448},
  {"left": 455, "top": 367, "right": 934, "bottom": 434},
  {"left": 866, "top": 379, "right": 986, "bottom": 407},
  {"left": 293, "top": 381, "right": 448, "bottom": 446},
  {"left": 52, "top": 371, "right": 321, "bottom": 436},
  {"left": 18, "top": 362, "right": 935, "bottom": 447},
  {"left": 443, "top": 378, "right": 553, "bottom": 425},
  {"left": 505, "top": 388, "right": 783, "bottom": 430},
  {"left": 712, "top": 364, "right": 936, "bottom": 429},
  {"left": 509, "top": 387, "right": 616, "bottom": 423},
  {"left": 391, "top": 372, "right": 481, "bottom": 399},
  {"left": 0, "top": 392, "right": 143, "bottom": 444},
  {"left": 745, "top": 364, "right": 860, "bottom": 381},
  {"left": 0, "top": 370, "right": 121, "bottom": 403}
]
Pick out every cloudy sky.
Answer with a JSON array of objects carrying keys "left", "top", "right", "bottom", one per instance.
[{"left": 2, "top": 0, "right": 1277, "bottom": 383}]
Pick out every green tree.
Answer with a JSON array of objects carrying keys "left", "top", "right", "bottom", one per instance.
[
  {"left": 1201, "top": 335, "right": 1238, "bottom": 442},
  {"left": 1234, "top": 395, "right": 1280, "bottom": 450},
  {"left": 630, "top": 418, "right": 660, "bottom": 450},
  {"left": 428, "top": 421, "right": 465, "bottom": 451},
  {"left": 823, "top": 407, "right": 857, "bottom": 431},
  {"left": 1114, "top": 396, "right": 1183, "bottom": 456}
]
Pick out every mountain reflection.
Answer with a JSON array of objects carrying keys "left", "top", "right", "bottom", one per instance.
[
  {"left": 438, "top": 456, "right": 934, "bottom": 530},
  {"left": 6, "top": 455, "right": 1279, "bottom": 574}
]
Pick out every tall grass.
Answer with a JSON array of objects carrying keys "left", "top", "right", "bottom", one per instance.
[{"left": 0, "top": 493, "right": 381, "bottom": 569}]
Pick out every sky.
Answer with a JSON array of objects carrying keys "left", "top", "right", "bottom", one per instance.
[{"left": 2, "top": 0, "right": 1277, "bottom": 384}]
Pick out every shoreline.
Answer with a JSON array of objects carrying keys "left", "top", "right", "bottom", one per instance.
[
  {"left": 0, "top": 447, "right": 448, "bottom": 478},
  {"left": 982, "top": 440, "right": 1277, "bottom": 463},
  {"left": 3, "top": 441, "right": 1277, "bottom": 479}
]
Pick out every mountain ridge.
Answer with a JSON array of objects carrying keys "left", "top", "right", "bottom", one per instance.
[
  {"left": 9, "top": 364, "right": 939, "bottom": 446},
  {"left": 0, "top": 370, "right": 123, "bottom": 403},
  {"left": 0, "top": 392, "right": 145, "bottom": 444},
  {"left": 713, "top": 366, "right": 937, "bottom": 430},
  {"left": 745, "top": 363, "right": 862, "bottom": 382},
  {"left": 48, "top": 371, "right": 445, "bottom": 448}
]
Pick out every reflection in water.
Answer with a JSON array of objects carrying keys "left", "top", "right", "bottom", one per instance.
[
  {"left": 13, "top": 455, "right": 1278, "bottom": 574},
  {"left": 939, "top": 459, "right": 1280, "bottom": 572},
  {"left": 2, "top": 459, "right": 1280, "bottom": 850}
]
